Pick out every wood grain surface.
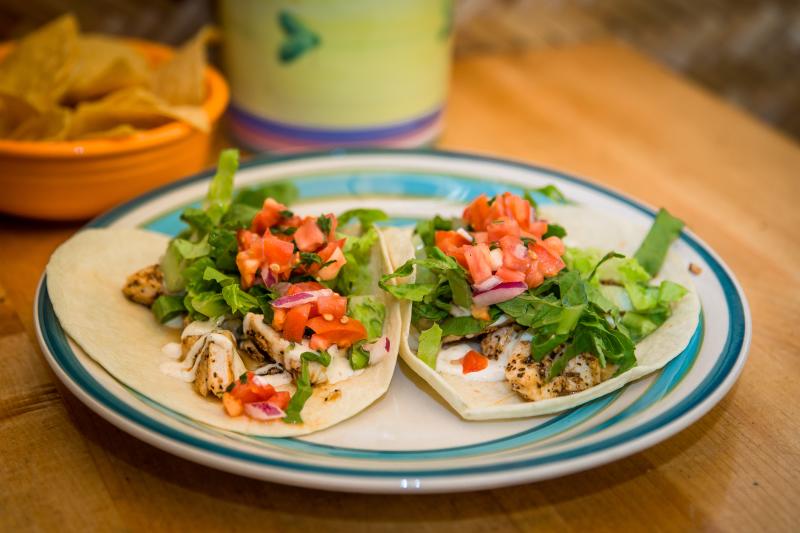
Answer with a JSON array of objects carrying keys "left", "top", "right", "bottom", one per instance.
[{"left": 1, "top": 41, "right": 798, "bottom": 531}]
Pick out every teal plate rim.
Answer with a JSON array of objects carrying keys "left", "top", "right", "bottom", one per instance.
[{"left": 35, "top": 148, "right": 749, "bottom": 480}]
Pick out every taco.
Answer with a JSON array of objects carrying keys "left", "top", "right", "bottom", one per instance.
[
  {"left": 47, "top": 150, "right": 400, "bottom": 436},
  {"left": 379, "top": 190, "right": 700, "bottom": 420}
]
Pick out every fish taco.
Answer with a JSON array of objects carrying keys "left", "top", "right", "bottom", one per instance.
[
  {"left": 379, "top": 189, "right": 700, "bottom": 420},
  {"left": 47, "top": 150, "right": 401, "bottom": 436}
]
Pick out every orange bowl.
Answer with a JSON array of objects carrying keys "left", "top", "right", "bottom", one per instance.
[{"left": 0, "top": 39, "right": 229, "bottom": 220}]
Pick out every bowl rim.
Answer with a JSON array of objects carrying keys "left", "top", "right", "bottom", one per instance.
[{"left": 0, "top": 38, "right": 229, "bottom": 158}]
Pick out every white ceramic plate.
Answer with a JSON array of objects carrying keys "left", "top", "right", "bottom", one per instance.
[{"left": 35, "top": 150, "right": 750, "bottom": 493}]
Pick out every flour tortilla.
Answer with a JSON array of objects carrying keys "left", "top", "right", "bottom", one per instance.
[
  {"left": 47, "top": 228, "right": 401, "bottom": 436},
  {"left": 381, "top": 205, "right": 701, "bottom": 420}
]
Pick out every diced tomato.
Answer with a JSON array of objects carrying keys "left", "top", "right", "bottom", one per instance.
[
  {"left": 237, "top": 229, "right": 261, "bottom": 251},
  {"left": 487, "top": 216, "right": 521, "bottom": 242},
  {"left": 496, "top": 267, "right": 526, "bottom": 283},
  {"left": 266, "top": 390, "right": 290, "bottom": 411},
  {"left": 525, "top": 220, "right": 549, "bottom": 239},
  {"left": 294, "top": 217, "right": 326, "bottom": 252},
  {"left": 309, "top": 334, "right": 332, "bottom": 351},
  {"left": 316, "top": 294, "right": 347, "bottom": 319},
  {"left": 472, "top": 231, "right": 489, "bottom": 244},
  {"left": 542, "top": 235, "right": 565, "bottom": 257},
  {"left": 317, "top": 246, "right": 347, "bottom": 280},
  {"left": 435, "top": 230, "right": 469, "bottom": 254},
  {"left": 287, "top": 281, "right": 325, "bottom": 295},
  {"left": 488, "top": 193, "right": 507, "bottom": 220},
  {"left": 499, "top": 235, "right": 529, "bottom": 271},
  {"left": 283, "top": 303, "right": 312, "bottom": 342},
  {"left": 463, "top": 194, "right": 492, "bottom": 231},
  {"left": 462, "top": 350, "right": 489, "bottom": 374},
  {"left": 449, "top": 245, "right": 468, "bottom": 268},
  {"left": 318, "top": 213, "right": 338, "bottom": 241},
  {"left": 435, "top": 230, "right": 469, "bottom": 267},
  {"left": 306, "top": 316, "right": 367, "bottom": 349},
  {"left": 236, "top": 232, "right": 264, "bottom": 288},
  {"left": 533, "top": 243, "right": 565, "bottom": 278},
  {"left": 230, "top": 376, "right": 276, "bottom": 404},
  {"left": 262, "top": 234, "right": 295, "bottom": 276},
  {"left": 509, "top": 194, "right": 532, "bottom": 227},
  {"left": 251, "top": 198, "right": 287, "bottom": 234},
  {"left": 222, "top": 392, "right": 243, "bottom": 417},
  {"left": 272, "top": 308, "right": 287, "bottom": 331},
  {"left": 464, "top": 243, "right": 493, "bottom": 284},
  {"left": 525, "top": 260, "right": 545, "bottom": 288}
]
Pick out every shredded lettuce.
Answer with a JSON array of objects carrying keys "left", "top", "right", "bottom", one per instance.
[
  {"left": 330, "top": 227, "right": 379, "bottom": 296},
  {"left": 349, "top": 343, "right": 370, "bottom": 370},
  {"left": 439, "top": 316, "right": 487, "bottom": 337},
  {"left": 523, "top": 184, "right": 568, "bottom": 210},
  {"left": 417, "top": 323, "right": 443, "bottom": 369},
  {"left": 338, "top": 208, "right": 388, "bottom": 228},
  {"left": 634, "top": 208, "right": 684, "bottom": 277},
  {"left": 151, "top": 294, "right": 185, "bottom": 323},
  {"left": 283, "top": 350, "right": 330, "bottom": 424},
  {"left": 348, "top": 296, "right": 385, "bottom": 340},
  {"left": 204, "top": 149, "right": 238, "bottom": 224},
  {"left": 379, "top": 247, "right": 470, "bottom": 308}
]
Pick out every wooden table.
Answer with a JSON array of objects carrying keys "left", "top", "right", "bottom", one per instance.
[{"left": 1, "top": 41, "right": 798, "bottom": 531}]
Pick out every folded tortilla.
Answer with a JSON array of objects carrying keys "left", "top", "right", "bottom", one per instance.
[
  {"left": 46, "top": 227, "right": 401, "bottom": 436},
  {"left": 380, "top": 205, "right": 701, "bottom": 420}
]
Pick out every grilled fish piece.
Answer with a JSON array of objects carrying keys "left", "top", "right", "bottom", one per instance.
[
  {"left": 505, "top": 342, "right": 602, "bottom": 401},
  {"left": 122, "top": 264, "right": 164, "bottom": 306},
  {"left": 191, "top": 330, "right": 245, "bottom": 398},
  {"left": 479, "top": 325, "right": 522, "bottom": 359},
  {"left": 238, "top": 338, "right": 272, "bottom": 364}
]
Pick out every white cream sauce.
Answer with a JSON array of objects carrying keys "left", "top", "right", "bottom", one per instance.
[
  {"left": 161, "top": 342, "right": 182, "bottom": 359},
  {"left": 326, "top": 346, "right": 363, "bottom": 385}
]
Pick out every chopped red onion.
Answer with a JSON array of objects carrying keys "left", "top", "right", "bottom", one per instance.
[
  {"left": 472, "top": 281, "right": 527, "bottom": 307},
  {"left": 259, "top": 268, "right": 277, "bottom": 287},
  {"left": 272, "top": 289, "right": 333, "bottom": 309},
  {"left": 274, "top": 282, "right": 290, "bottom": 296},
  {"left": 244, "top": 401, "right": 286, "bottom": 421},
  {"left": 365, "top": 336, "right": 391, "bottom": 365},
  {"left": 473, "top": 275, "right": 502, "bottom": 292}
]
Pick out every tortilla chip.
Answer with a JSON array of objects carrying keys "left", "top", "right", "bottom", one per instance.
[
  {"left": 149, "top": 26, "right": 216, "bottom": 106},
  {"left": 0, "top": 14, "right": 78, "bottom": 111},
  {"left": 62, "top": 34, "right": 149, "bottom": 102},
  {"left": 0, "top": 93, "right": 38, "bottom": 136},
  {"left": 73, "top": 124, "right": 139, "bottom": 140},
  {"left": 8, "top": 107, "right": 72, "bottom": 141},
  {"left": 69, "top": 86, "right": 209, "bottom": 139}
]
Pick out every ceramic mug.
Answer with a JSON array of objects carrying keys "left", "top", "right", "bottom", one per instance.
[{"left": 220, "top": 0, "right": 453, "bottom": 152}]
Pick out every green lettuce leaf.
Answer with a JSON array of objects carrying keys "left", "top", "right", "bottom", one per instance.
[
  {"left": 634, "top": 208, "right": 684, "bottom": 277},
  {"left": 338, "top": 208, "right": 388, "bottom": 228},
  {"left": 417, "top": 324, "right": 442, "bottom": 369},
  {"left": 348, "top": 296, "right": 385, "bottom": 340},
  {"left": 204, "top": 149, "right": 239, "bottom": 224}
]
